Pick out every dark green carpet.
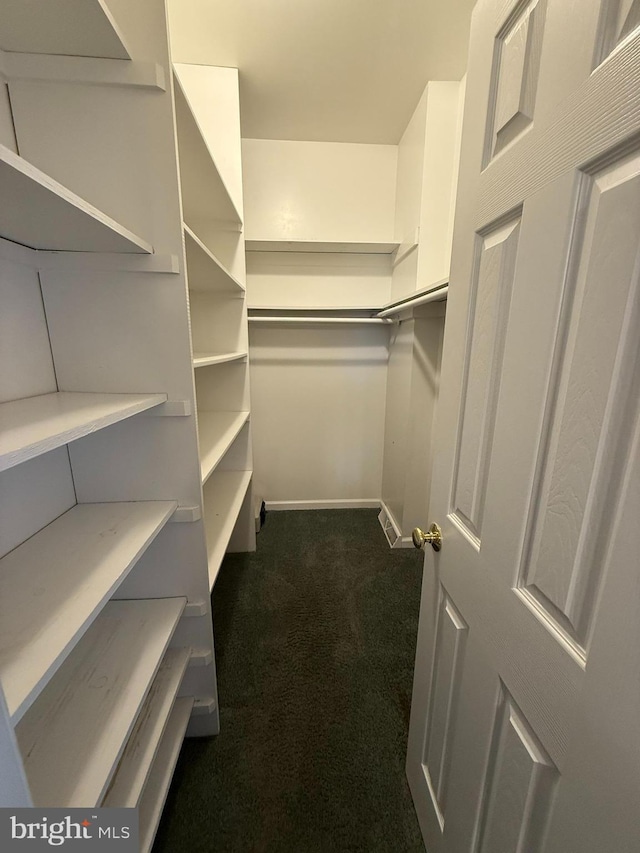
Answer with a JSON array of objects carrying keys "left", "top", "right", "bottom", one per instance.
[{"left": 153, "top": 509, "right": 425, "bottom": 852}]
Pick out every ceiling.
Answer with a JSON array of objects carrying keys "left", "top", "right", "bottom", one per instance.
[{"left": 167, "top": 0, "right": 476, "bottom": 144}]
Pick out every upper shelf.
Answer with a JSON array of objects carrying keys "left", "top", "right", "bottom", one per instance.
[
  {"left": 0, "top": 144, "right": 152, "bottom": 253},
  {"left": 0, "top": 391, "right": 167, "bottom": 472},
  {"left": 377, "top": 279, "right": 449, "bottom": 317},
  {"left": 184, "top": 224, "right": 245, "bottom": 293},
  {"left": 174, "top": 71, "right": 242, "bottom": 228},
  {"left": 245, "top": 240, "right": 400, "bottom": 254},
  {"left": 0, "top": 0, "right": 130, "bottom": 59}
]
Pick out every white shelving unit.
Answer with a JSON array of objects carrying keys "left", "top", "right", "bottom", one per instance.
[
  {"left": 0, "top": 391, "right": 166, "bottom": 472},
  {"left": 0, "top": 0, "right": 132, "bottom": 59},
  {"left": 174, "top": 61, "right": 256, "bottom": 592},
  {"left": 204, "top": 469, "right": 254, "bottom": 590},
  {"left": 193, "top": 351, "right": 248, "bottom": 368},
  {"left": 0, "top": 144, "right": 153, "bottom": 252},
  {"left": 0, "top": 500, "right": 177, "bottom": 722},
  {"left": 199, "top": 410, "right": 250, "bottom": 484},
  {"left": 102, "top": 647, "right": 192, "bottom": 808},
  {"left": 16, "top": 598, "right": 185, "bottom": 807},
  {"left": 245, "top": 239, "right": 399, "bottom": 254},
  {"left": 138, "top": 697, "right": 194, "bottom": 853},
  {"left": 184, "top": 224, "right": 245, "bottom": 293},
  {"left": 0, "top": 0, "right": 253, "bottom": 837}
]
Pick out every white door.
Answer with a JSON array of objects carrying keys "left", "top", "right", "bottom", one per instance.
[{"left": 407, "top": 1, "right": 640, "bottom": 851}]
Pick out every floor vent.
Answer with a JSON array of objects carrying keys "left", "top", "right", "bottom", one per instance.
[{"left": 378, "top": 506, "right": 400, "bottom": 548}]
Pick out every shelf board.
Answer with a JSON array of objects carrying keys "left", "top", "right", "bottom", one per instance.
[
  {"left": 378, "top": 278, "right": 449, "bottom": 312},
  {"left": 0, "top": 500, "right": 177, "bottom": 723},
  {"left": 0, "top": 391, "right": 167, "bottom": 473},
  {"left": 138, "top": 697, "right": 194, "bottom": 853},
  {"left": 0, "top": 144, "right": 152, "bottom": 253},
  {"left": 192, "top": 352, "right": 247, "bottom": 369},
  {"left": 204, "top": 469, "right": 252, "bottom": 590},
  {"left": 245, "top": 240, "right": 400, "bottom": 254},
  {"left": 16, "top": 598, "right": 186, "bottom": 808},
  {"left": 199, "top": 411, "right": 250, "bottom": 485},
  {"left": 174, "top": 73, "right": 242, "bottom": 226},
  {"left": 0, "top": 0, "right": 130, "bottom": 59},
  {"left": 184, "top": 224, "right": 245, "bottom": 293},
  {"left": 102, "top": 647, "right": 191, "bottom": 808}
]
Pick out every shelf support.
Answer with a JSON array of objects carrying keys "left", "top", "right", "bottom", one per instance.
[
  {"left": 144, "top": 401, "right": 192, "bottom": 417},
  {"left": 2, "top": 52, "right": 165, "bottom": 91}
]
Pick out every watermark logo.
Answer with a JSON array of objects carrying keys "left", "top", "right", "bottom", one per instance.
[{"left": 0, "top": 809, "right": 138, "bottom": 850}]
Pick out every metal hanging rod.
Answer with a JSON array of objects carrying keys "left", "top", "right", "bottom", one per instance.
[{"left": 248, "top": 316, "right": 393, "bottom": 325}]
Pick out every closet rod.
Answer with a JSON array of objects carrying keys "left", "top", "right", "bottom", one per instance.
[
  {"left": 248, "top": 317, "right": 393, "bottom": 325},
  {"left": 376, "top": 284, "right": 448, "bottom": 318}
]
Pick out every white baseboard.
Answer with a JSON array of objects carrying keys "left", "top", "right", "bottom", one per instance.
[{"left": 265, "top": 499, "right": 381, "bottom": 511}]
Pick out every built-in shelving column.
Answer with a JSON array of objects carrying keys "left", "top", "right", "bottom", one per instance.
[
  {"left": 173, "top": 63, "right": 256, "bottom": 592},
  {"left": 0, "top": 1, "right": 219, "bottom": 845}
]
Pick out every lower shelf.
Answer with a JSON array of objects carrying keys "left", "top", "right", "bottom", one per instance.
[
  {"left": 102, "top": 646, "right": 191, "bottom": 808},
  {"left": 15, "top": 597, "right": 186, "bottom": 807},
  {"left": 139, "top": 696, "right": 194, "bottom": 853},
  {"left": 204, "top": 469, "right": 252, "bottom": 590}
]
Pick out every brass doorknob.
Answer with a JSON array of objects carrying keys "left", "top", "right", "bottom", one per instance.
[{"left": 412, "top": 523, "right": 442, "bottom": 552}]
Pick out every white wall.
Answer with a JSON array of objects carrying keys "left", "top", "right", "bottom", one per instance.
[
  {"left": 249, "top": 324, "right": 388, "bottom": 506},
  {"left": 243, "top": 139, "right": 396, "bottom": 506},
  {"left": 242, "top": 139, "right": 397, "bottom": 243},
  {"left": 246, "top": 251, "right": 392, "bottom": 309}
]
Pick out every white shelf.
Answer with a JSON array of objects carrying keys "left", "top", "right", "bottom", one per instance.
[
  {"left": 0, "top": 144, "right": 152, "bottom": 253},
  {"left": 184, "top": 224, "right": 245, "bottom": 293},
  {"left": 377, "top": 279, "right": 449, "bottom": 317},
  {"left": 199, "top": 411, "right": 250, "bottom": 485},
  {"left": 16, "top": 598, "right": 186, "bottom": 808},
  {"left": 0, "top": 500, "right": 177, "bottom": 723},
  {"left": 174, "top": 73, "right": 242, "bottom": 226},
  {"left": 138, "top": 697, "right": 194, "bottom": 853},
  {"left": 192, "top": 352, "right": 247, "bottom": 369},
  {"left": 0, "top": 0, "right": 130, "bottom": 59},
  {"left": 204, "top": 469, "right": 253, "bottom": 590},
  {"left": 0, "top": 391, "right": 167, "bottom": 473},
  {"left": 245, "top": 239, "right": 400, "bottom": 254},
  {"left": 102, "top": 647, "right": 191, "bottom": 808}
]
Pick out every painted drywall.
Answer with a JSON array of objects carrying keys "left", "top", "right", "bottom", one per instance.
[
  {"left": 249, "top": 324, "right": 388, "bottom": 505},
  {"left": 246, "top": 251, "right": 392, "bottom": 309},
  {"left": 242, "top": 139, "right": 397, "bottom": 243}
]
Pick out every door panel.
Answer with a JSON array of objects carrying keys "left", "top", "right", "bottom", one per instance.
[
  {"left": 422, "top": 590, "right": 468, "bottom": 829},
  {"left": 407, "top": 0, "right": 640, "bottom": 850},
  {"left": 475, "top": 688, "right": 557, "bottom": 853},
  {"left": 519, "top": 151, "right": 640, "bottom": 655},
  {"left": 485, "top": 0, "right": 547, "bottom": 163},
  {"left": 452, "top": 215, "right": 520, "bottom": 544}
]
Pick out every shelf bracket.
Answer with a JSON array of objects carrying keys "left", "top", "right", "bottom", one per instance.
[
  {"left": 188, "top": 648, "right": 214, "bottom": 668},
  {"left": 170, "top": 505, "right": 202, "bottom": 523},
  {"left": 191, "top": 697, "right": 217, "bottom": 716},
  {"left": 145, "top": 400, "right": 191, "bottom": 417},
  {"left": 3, "top": 52, "right": 166, "bottom": 91},
  {"left": 183, "top": 600, "right": 208, "bottom": 618}
]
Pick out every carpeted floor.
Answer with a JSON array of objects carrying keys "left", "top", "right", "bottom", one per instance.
[{"left": 153, "top": 508, "right": 425, "bottom": 853}]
